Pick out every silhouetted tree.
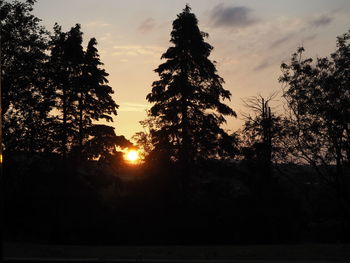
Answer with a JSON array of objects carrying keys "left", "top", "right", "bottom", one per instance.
[
  {"left": 132, "top": 131, "right": 152, "bottom": 160},
  {"left": 132, "top": 126, "right": 153, "bottom": 162},
  {"left": 146, "top": 5, "right": 236, "bottom": 165},
  {"left": 240, "top": 94, "right": 288, "bottom": 167},
  {"left": 280, "top": 32, "right": 350, "bottom": 232},
  {"left": 83, "top": 124, "right": 132, "bottom": 161},
  {"left": 79, "top": 37, "right": 118, "bottom": 154},
  {"left": 49, "top": 25, "right": 118, "bottom": 158},
  {"left": 280, "top": 42, "right": 349, "bottom": 180},
  {"left": 1, "top": 0, "right": 55, "bottom": 153},
  {"left": 49, "top": 24, "right": 84, "bottom": 157},
  {"left": 331, "top": 31, "right": 350, "bottom": 168},
  {"left": 64, "top": 24, "right": 85, "bottom": 155}
]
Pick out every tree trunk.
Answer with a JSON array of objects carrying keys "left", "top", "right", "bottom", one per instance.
[
  {"left": 78, "top": 91, "right": 83, "bottom": 152},
  {"left": 28, "top": 110, "right": 35, "bottom": 153},
  {"left": 334, "top": 139, "right": 347, "bottom": 241},
  {"left": 262, "top": 99, "right": 272, "bottom": 177},
  {"left": 179, "top": 72, "right": 190, "bottom": 202},
  {"left": 62, "top": 85, "right": 67, "bottom": 158}
]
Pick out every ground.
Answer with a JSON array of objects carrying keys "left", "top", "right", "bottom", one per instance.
[{"left": 3, "top": 243, "right": 350, "bottom": 262}]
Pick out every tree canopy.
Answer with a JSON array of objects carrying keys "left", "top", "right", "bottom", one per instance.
[
  {"left": 146, "top": 5, "right": 236, "bottom": 163},
  {"left": 1, "top": 0, "right": 124, "bottom": 160}
]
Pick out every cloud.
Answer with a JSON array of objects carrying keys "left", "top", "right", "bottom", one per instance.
[
  {"left": 309, "top": 15, "right": 333, "bottom": 27},
  {"left": 269, "top": 31, "right": 317, "bottom": 49},
  {"left": 118, "top": 102, "right": 149, "bottom": 112},
  {"left": 255, "top": 33, "right": 318, "bottom": 71},
  {"left": 270, "top": 33, "right": 296, "bottom": 48},
  {"left": 112, "top": 45, "right": 163, "bottom": 57},
  {"left": 302, "top": 33, "right": 317, "bottom": 43},
  {"left": 254, "top": 60, "right": 273, "bottom": 71},
  {"left": 137, "top": 18, "right": 156, "bottom": 33},
  {"left": 85, "top": 21, "right": 111, "bottom": 28},
  {"left": 209, "top": 3, "right": 259, "bottom": 28},
  {"left": 99, "top": 32, "right": 112, "bottom": 41}
]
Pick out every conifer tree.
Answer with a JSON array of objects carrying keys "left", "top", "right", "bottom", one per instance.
[
  {"left": 50, "top": 26, "right": 119, "bottom": 157},
  {"left": 146, "top": 5, "right": 236, "bottom": 163},
  {"left": 49, "top": 24, "right": 84, "bottom": 157},
  {"left": 1, "top": 0, "right": 54, "bottom": 153},
  {"left": 79, "top": 38, "right": 118, "bottom": 153}
]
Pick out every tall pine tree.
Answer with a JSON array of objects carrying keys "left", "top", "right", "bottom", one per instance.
[
  {"left": 1, "top": 0, "right": 54, "bottom": 153},
  {"left": 49, "top": 25, "right": 119, "bottom": 158},
  {"left": 80, "top": 38, "right": 118, "bottom": 151},
  {"left": 146, "top": 5, "right": 236, "bottom": 163},
  {"left": 49, "top": 24, "right": 84, "bottom": 157}
]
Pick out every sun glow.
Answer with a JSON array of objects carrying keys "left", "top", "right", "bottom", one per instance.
[{"left": 124, "top": 150, "right": 139, "bottom": 163}]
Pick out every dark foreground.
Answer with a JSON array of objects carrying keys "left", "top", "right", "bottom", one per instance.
[
  {"left": 3, "top": 243, "right": 350, "bottom": 262},
  {"left": 3, "top": 153, "right": 350, "bottom": 246}
]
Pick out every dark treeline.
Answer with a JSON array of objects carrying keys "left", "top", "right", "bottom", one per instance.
[
  {"left": 1, "top": 1, "right": 350, "bottom": 245},
  {"left": 1, "top": 0, "right": 131, "bottom": 159}
]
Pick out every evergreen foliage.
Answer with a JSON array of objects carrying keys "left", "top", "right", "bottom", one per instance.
[
  {"left": 1, "top": 0, "right": 54, "bottom": 152},
  {"left": 1, "top": 0, "right": 123, "bottom": 159},
  {"left": 146, "top": 5, "right": 236, "bottom": 163}
]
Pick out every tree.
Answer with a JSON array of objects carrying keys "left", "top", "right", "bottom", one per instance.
[
  {"left": 49, "top": 25, "right": 118, "bottom": 158},
  {"left": 79, "top": 38, "right": 118, "bottom": 153},
  {"left": 131, "top": 114, "right": 155, "bottom": 162},
  {"left": 279, "top": 32, "right": 350, "bottom": 230},
  {"left": 1, "top": 0, "right": 122, "bottom": 163},
  {"left": 146, "top": 5, "right": 236, "bottom": 164},
  {"left": 280, "top": 43, "right": 349, "bottom": 180},
  {"left": 49, "top": 24, "right": 84, "bottom": 157},
  {"left": 1, "top": 0, "right": 54, "bottom": 153},
  {"left": 240, "top": 94, "right": 287, "bottom": 168},
  {"left": 331, "top": 31, "right": 350, "bottom": 167},
  {"left": 82, "top": 124, "right": 132, "bottom": 161}
]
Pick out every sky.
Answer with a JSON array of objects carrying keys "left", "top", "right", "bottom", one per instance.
[{"left": 32, "top": 0, "right": 350, "bottom": 139}]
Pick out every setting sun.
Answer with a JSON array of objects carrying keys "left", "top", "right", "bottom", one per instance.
[{"left": 125, "top": 150, "right": 139, "bottom": 163}]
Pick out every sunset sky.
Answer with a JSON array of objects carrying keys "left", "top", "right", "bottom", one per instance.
[{"left": 32, "top": 0, "right": 350, "bottom": 139}]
